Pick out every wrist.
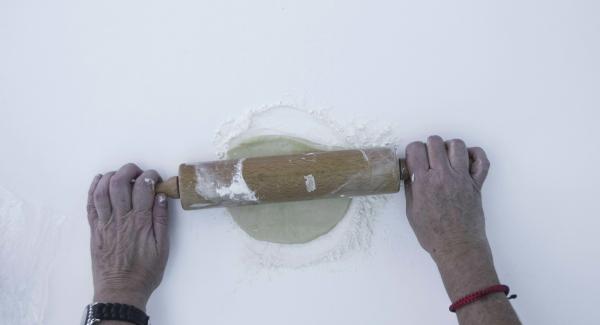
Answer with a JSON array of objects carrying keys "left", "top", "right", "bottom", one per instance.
[
  {"left": 93, "top": 289, "right": 149, "bottom": 312},
  {"left": 434, "top": 241, "right": 500, "bottom": 302}
]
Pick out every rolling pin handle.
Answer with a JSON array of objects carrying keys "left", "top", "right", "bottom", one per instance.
[{"left": 156, "top": 176, "right": 180, "bottom": 199}]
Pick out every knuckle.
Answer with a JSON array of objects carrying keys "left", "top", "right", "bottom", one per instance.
[
  {"left": 138, "top": 170, "right": 160, "bottom": 189},
  {"left": 115, "top": 163, "right": 141, "bottom": 177},
  {"left": 121, "top": 162, "right": 140, "bottom": 171},
  {"left": 471, "top": 146, "right": 485, "bottom": 155},
  {"left": 448, "top": 138, "right": 465, "bottom": 147},
  {"left": 110, "top": 174, "right": 128, "bottom": 187},
  {"left": 428, "top": 135, "right": 443, "bottom": 142},
  {"left": 406, "top": 141, "right": 425, "bottom": 156},
  {"left": 144, "top": 169, "right": 160, "bottom": 179},
  {"left": 406, "top": 141, "right": 422, "bottom": 150},
  {"left": 111, "top": 171, "right": 133, "bottom": 186}
]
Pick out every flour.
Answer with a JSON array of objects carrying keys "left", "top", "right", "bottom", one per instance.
[
  {"left": 0, "top": 186, "right": 66, "bottom": 325},
  {"left": 303, "top": 174, "right": 317, "bottom": 192},
  {"left": 214, "top": 104, "right": 400, "bottom": 269},
  {"left": 143, "top": 177, "right": 155, "bottom": 190},
  {"left": 214, "top": 159, "right": 258, "bottom": 202},
  {"left": 195, "top": 159, "right": 258, "bottom": 204}
]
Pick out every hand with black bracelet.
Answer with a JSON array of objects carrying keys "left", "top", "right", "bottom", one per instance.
[{"left": 85, "top": 163, "right": 169, "bottom": 325}]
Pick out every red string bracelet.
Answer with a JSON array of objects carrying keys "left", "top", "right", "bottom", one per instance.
[{"left": 449, "top": 284, "right": 517, "bottom": 312}]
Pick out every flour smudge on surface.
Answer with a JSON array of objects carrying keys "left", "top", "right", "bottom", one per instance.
[{"left": 0, "top": 186, "right": 66, "bottom": 325}]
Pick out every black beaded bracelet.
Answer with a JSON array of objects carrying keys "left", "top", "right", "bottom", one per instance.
[{"left": 85, "top": 302, "right": 149, "bottom": 325}]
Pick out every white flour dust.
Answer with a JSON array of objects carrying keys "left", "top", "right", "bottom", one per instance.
[
  {"left": 303, "top": 174, "right": 316, "bottom": 192},
  {"left": 214, "top": 104, "right": 400, "bottom": 269},
  {"left": 214, "top": 159, "right": 258, "bottom": 202},
  {"left": 0, "top": 186, "right": 66, "bottom": 325},
  {"left": 194, "top": 159, "right": 259, "bottom": 205}
]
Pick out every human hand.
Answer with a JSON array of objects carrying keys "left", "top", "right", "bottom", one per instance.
[
  {"left": 403, "top": 137, "right": 521, "bottom": 323},
  {"left": 87, "top": 163, "right": 169, "bottom": 311},
  {"left": 404, "top": 136, "right": 490, "bottom": 264}
]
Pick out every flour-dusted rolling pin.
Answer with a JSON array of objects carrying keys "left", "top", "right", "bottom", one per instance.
[{"left": 155, "top": 147, "right": 409, "bottom": 209}]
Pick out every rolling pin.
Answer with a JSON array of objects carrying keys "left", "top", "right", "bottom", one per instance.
[{"left": 155, "top": 147, "right": 409, "bottom": 210}]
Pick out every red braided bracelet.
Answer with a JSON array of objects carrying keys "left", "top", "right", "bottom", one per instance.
[{"left": 449, "top": 284, "right": 516, "bottom": 312}]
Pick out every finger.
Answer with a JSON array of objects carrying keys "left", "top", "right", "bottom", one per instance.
[
  {"left": 133, "top": 170, "right": 161, "bottom": 211},
  {"left": 446, "top": 139, "right": 469, "bottom": 172},
  {"left": 405, "top": 141, "right": 429, "bottom": 178},
  {"left": 94, "top": 172, "right": 115, "bottom": 223},
  {"left": 109, "top": 163, "right": 143, "bottom": 216},
  {"left": 152, "top": 193, "right": 169, "bottom": 252},
  {"left": 468, "top": 147, "right": 490, "bottom": 189},
  {"left": 426, "top": 135, "right": 451, "bottom": 170},
  {"left": 403, "top": 174, "right": 414, "bottom": 207},
  {"left": 87, "top": 174, "right": 102, "bottom": 225}
]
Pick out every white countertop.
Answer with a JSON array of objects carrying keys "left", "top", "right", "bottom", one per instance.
[{"left": 1, "top": 1, "right": 599, "bottom": 324}]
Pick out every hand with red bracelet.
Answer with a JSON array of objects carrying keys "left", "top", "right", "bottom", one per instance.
[{"left": 404, "top": 136, "right": 520, "bottom": 324}]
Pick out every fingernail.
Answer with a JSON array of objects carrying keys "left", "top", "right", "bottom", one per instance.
[
  {"left": 158, "top": 193, "right": 167, "bottom": 205},
  {"left": 144, "top": 177, "right": 156, "bottom": 190},
  {"left": 411, "top": 173, "right": 415, "bottom": 182}
]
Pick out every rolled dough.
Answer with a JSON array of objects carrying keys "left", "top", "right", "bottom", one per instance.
[{"left": 226, "top": 135, "right": 352, "bottom": 244}]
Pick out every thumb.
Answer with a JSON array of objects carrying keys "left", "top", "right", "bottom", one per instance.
[{"left": 468, "top": 147, "right": 490, "bottom": 189}]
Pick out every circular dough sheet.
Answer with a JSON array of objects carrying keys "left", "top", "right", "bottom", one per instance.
[{"left": 226, "top": 135, "right": 352, "bottom": 244}]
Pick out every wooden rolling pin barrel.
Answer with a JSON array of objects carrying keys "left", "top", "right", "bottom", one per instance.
[{"left": 155, "top": 147, "right": 409, "bottom": 210}]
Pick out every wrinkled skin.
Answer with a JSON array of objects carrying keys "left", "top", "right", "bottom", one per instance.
[
  {"left": 404, "top": 136, "right": 519, "bottom": 324},
  {"left": 404, "top": 135, "right": 490, "bottom": 262},
  {"left": 87, "top": 163, "right": 169, "bottom": 311}
]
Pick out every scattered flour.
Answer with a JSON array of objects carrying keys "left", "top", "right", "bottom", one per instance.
[
  {"left": 0, "top": 186, "right": 66, "bottom": 325},
  {"left": 214, "top": 104, "right": 400, "bottom": 269}
]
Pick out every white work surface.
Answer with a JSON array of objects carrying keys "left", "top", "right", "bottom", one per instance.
[{"left": 1, "top": 1, "right": 599, "bottom": 324}]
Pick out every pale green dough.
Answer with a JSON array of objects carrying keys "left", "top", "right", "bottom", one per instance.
[{"left": 227, "top": 135, "right": 352, "bottom": 244}]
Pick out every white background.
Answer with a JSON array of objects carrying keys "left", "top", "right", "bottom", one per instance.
[{"left": 1, "top": 0, "right": 599, "bottom": 324}]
